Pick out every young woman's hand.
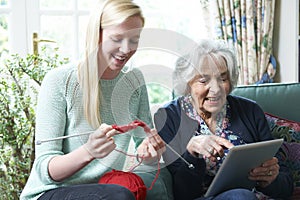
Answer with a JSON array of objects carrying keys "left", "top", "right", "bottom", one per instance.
[
  {"left": 49, "top": 124, "right": 119, "bottom": 181},
  {"left": 83, "top": 123, "right": 118, "bottom": 159},
  {"left": 137, "top": 129, "right": 166, "bottom": 164}
]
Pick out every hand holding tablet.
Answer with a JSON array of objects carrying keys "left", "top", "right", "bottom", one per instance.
[{"left": 204, "top": 138, "right": 284, "bottom": 197}]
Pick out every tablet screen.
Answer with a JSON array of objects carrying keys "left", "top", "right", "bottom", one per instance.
[{"left": 204, "top": 138, "right": 284, "bottom": 197}]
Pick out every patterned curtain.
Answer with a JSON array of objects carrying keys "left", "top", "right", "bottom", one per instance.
[{"left": 199, "top": 0, "right": 276, "bottom": 85}]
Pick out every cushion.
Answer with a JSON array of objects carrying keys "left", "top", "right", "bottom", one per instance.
[
  {"left": 265, "top": 113, "right": 300, "bottom": 187},
  {"left": 265, "top": 113, "right": 300, "bottom": 143}
]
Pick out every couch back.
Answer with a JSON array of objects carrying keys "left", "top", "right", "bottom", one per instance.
[{"left": 231, "top": 83, "right": 300, "bottom": 122}]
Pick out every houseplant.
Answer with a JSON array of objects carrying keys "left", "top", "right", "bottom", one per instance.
[{"left": 0, "top": 46, "right": 69, "bottom": 199}]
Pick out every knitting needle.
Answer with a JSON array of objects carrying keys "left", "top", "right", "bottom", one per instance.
[
  {"left": 35, "top": 128, "right": 129, "bottom": 145},
  {"left": 35, "top": 130, "right": 195, "bottom": 169},
  {"left": 35, "top": 131, "right": 94, "bottom": 145},
  {"left": 164, "top": 143, "right": 195, "bottom": 169}
]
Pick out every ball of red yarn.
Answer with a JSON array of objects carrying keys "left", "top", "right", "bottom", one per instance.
[{"left": 99, "top": 169, "right": 147, "bottom": 200}]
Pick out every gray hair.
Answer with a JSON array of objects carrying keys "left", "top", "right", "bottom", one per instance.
[{"left": 173, "top": 39, "right": 238, "bottom": 96}]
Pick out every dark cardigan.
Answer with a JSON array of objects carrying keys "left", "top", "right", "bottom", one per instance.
[{"left": 154, "top": 95, "right": 294, "bottom": 200}]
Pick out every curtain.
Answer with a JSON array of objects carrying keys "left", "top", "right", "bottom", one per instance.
[{"left": 199, "top": 0, "right": 276, "bottom": 85}]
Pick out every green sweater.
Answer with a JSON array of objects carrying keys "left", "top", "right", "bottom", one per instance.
[{"left": 20, "top": 65, "right": 153, "bottom": 200}]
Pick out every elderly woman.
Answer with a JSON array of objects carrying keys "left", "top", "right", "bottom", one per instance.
[{"left": 154, "top": 40, "right": 293, "bottom": 200}]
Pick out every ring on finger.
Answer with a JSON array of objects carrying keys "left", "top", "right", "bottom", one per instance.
[
  {"left": 208, "top": 148, "right": 214, "bottom": 154},
  {"left": 267, "top": 170, "right": 273, "bottom": 176}
]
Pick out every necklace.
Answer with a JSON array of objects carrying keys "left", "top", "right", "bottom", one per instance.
[{"left": 199, "top": 110, "right": 212, "bottom": 120}]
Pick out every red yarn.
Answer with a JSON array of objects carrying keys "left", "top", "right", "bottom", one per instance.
[
  {"left": 99, "top": 169, "right": 147, "bottom": 200},
  {"left": 112, "top": 120, "right": 151, "bottom": 133},
  {"left": 100, "top": 120, "right": 161, "bottom": 199}
]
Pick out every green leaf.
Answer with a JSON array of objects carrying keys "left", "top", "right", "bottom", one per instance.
[{"left": 0, "top": 45, "right": 69, "bottom": 198}]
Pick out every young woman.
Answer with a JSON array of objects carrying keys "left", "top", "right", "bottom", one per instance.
[{"left": 21, "top": 0, "right": 172, "bottom": 199}]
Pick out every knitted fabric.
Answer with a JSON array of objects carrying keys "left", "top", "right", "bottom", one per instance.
[{"left": 20, "top": 65, "right": 153, "bottom": 200}]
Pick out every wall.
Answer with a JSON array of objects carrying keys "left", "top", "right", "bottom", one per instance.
[{"left": 273, "top": 0, "right": 299, "bottom": 83}]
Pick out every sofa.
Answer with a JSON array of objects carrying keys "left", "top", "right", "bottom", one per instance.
[{"left": 231, "top": 82, "right": 300, "bottom": 200}]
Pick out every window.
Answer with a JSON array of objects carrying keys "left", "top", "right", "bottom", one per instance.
[
  {"left": 0, "top": 0, "right": 93, "bottom": 60},
  {"left": 37, "top": 0, "right": 94, "bottom": 60},
  {"left": 0, "top": 0, "right": 9, "bottom": 59},
  {"left": 1, "top": 0, "right": 206, "bottom": 110},
  {"left": 134, "top": 0, "right": 207, "bottom": 108},
  {"left": 1, "top": 0, "right": 206, "bottom": 58}
]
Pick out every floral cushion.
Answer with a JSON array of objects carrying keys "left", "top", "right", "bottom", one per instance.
[{"left": 265, "top": 113, "right": 300, "bottom": 187}]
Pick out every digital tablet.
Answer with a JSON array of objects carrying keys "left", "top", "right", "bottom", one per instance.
[{"left": 204, "top": 138, "right": 284, "bottom": 197}]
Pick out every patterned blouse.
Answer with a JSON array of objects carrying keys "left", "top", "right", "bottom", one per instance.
[
  {"left": 179, "top": 95, "right": 273, "bottom": 199},
  {"left": 179, "top": 95, "right": 245, "bottom": 175}
]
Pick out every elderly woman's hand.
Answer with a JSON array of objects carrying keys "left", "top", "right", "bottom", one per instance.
[
  {"left": 248, "top": 157, "right": 280, "bottom": 188},
  {"left": 137, "top": 129, "right": 166, "bottom": 164},
  {"left": 187, "top": 135, "right": 234, "bottom": 161}
]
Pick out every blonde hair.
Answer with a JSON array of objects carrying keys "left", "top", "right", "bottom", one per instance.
[{"left": 78, "top": 0, "right": 145, "bottom": 128}]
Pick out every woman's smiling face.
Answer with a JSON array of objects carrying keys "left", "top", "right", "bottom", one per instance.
[
  {"left": 188, "top": 55, "right": 231, "bottom": 117},
  {"left": 100, "top": 15, "right": 143, "bottom": 78}
]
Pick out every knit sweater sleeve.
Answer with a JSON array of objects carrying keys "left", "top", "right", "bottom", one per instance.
[{"left": 34, "top": 66, "right": 70, "bottom": 183}]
